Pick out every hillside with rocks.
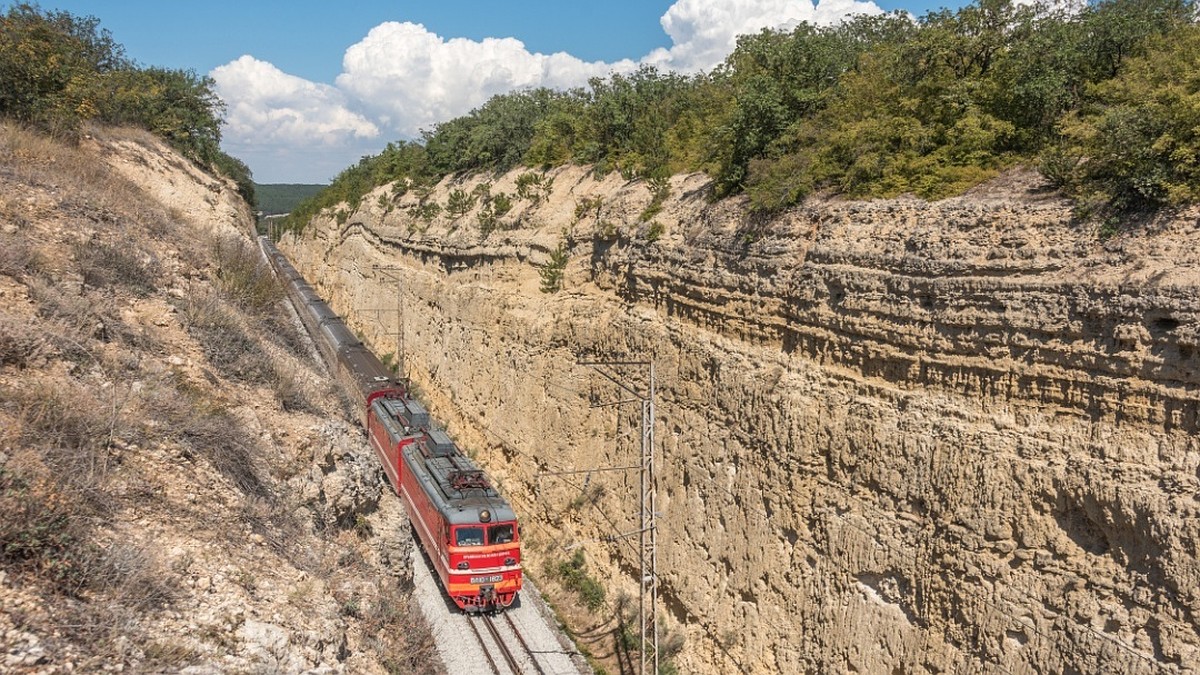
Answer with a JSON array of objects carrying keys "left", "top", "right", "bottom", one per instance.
[
  {"left": 280, "top": 164, "right": 1200, "bottom": 673},
  {"left": 0, "top": 123, "right": 438, "bottom": 673}
]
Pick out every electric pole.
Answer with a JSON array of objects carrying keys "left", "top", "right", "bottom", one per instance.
[
  {"left": 580, "top": 359, "right": 659, "bottom": 675},
  {"left": 366, "top": 265, "right": 405, "bottom": 378}
]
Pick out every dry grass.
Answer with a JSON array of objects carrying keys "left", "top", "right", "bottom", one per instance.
[
  {"left": 0, "top": 461, "right": 81, "bottom": 583},
  {"left": 211, "top": 235, "right": 282, "bottom": 314},
  {"left": 0, "top": 122, "right": 176, "bottom": 237},
  {"left": 6, "top": 378, "right": 134, "bottom": 504},
  {"left": 177, "top": 233, "right": 317, "bottom": 412},
  {"left": 178, "top": 290, "right": 272, "bottom": 381},
  {"left": 0, "top": 230, "right": 41, "bottom": 277},
  {"left": 0, "top": 122, "right": 439, "bottom": 673},
  {"left": 74, "top": 237, "right": 161, "bottom": 297},
  {"left": 0, "top": 381, "right": 176, "bottom": 634},
  {"left": 0, "top": 312, "right": 47, "bottom": 367},
  {"left": 361, "top": 580, "right": 442, "bottom": 675},
  {"left": 150, "top": 380, "right": 269, "bottom": 499}
]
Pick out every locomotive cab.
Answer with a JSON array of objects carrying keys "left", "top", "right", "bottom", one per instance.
[{"left": 447, "top": 514, "right": 522, "bottom": 612}]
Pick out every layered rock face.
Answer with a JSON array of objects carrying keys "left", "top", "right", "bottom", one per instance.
[{"left": 281, "top": 167, "right": 1200, "bottom": 673}]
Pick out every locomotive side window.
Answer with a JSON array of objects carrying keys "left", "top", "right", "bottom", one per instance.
[
  {"left": 489, "top": 524, "right": 515, "bottom": 544},
  {"left": 455, "top": 527, "right": 484, "bottom": 546}
]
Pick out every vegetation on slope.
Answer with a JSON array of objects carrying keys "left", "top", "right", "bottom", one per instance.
[
  {"left": 0, "top": 122, "right": 439, "bottom": 672},
  {"left": 0, "top": 2, "right": 255, "bottom": 205},
  {"left": 287, "top": 0, "right": 1197, "bottom": 235}
]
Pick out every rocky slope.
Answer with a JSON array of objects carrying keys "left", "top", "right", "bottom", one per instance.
[
  {"left": 281, "top": 165, "right": 1200, "bottom": 673},
  {"left": 0, "top": 124, "right": 437, "bottom": 673}
]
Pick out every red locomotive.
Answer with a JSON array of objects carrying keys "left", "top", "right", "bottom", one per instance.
[{"left": 260, "top": 237, "right": 521, "bottom": 612}]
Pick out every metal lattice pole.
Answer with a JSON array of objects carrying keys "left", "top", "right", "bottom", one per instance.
[
  {"left": 370, "top": 266, "right": 405, "bottom": 378},
  {"left": 576, "top": 358, "right": 659, "bottom": 675},
  {"left": 641, "top": 360, "right": 658, "bottom": 675}
]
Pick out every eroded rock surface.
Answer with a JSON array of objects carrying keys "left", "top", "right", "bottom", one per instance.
[{"left": 282, "top": 165, "right": 1200, "bottom": 674}]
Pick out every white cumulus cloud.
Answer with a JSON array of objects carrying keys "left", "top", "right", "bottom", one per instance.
[
  {"left": 647, "top": 0, "right": 884, "bottom": 71},
  {"left": 212, "top": 0, "right": 883, "bottom": 182},
  {"left": 212, "top": 55, "right": 379, "bottom": 147},
  {"left": 334, "top": 22, "right": 636, "bottom": 137}
]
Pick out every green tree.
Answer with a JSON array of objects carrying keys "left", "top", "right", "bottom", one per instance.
[
  {"left": 1061, "top": 25, "right": 1200, "bottom": 210},
  {"left": 0, "top": 3, "right": 128, "bottom": 133}
]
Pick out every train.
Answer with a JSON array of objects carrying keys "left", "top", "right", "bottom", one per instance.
[{"left": 258, "top": 236, "right": 522, "bottom": 612}]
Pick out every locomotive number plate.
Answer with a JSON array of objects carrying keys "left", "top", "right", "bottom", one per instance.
[{"left": 470, "top": 575, "right": 503, "bottom": 584}]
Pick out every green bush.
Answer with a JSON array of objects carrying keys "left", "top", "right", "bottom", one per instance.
[
  {"left": 445, "top": 188, "right": 475, "bottom": 217},
  {"left": 555, "top": 549, "right": 606, "bottom": 611},
  {"left": 1057, "top": 25, "right": 1200, "bottom": 211},
  {"left": 538, "top": 242, "right": 568, "bottom": 293}
]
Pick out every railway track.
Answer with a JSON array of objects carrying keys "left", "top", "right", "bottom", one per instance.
[{"left": 467, "top": 612, "right": 548, "bottom": 675}]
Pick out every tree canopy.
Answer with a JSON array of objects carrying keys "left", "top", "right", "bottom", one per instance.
[
  {"left": 0, "top": 3, "right": 255, "bottom": 205},
  {"left": 289, "top": 0, "right": 1198, "bottom": 232}
]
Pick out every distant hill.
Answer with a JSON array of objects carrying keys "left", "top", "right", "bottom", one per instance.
[{"left": 255, "top": 183, "right": 327, "bottom": 215}]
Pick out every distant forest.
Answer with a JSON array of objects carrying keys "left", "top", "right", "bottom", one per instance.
[
  {"left": 288, "top": 0, "right": 1199, "bottom": 235},
  {"left": 0, "top": 3, "right": 255, "bottom": 205},
  {"left": 254, "top": 184, "right": 327, "bottom": 216}
]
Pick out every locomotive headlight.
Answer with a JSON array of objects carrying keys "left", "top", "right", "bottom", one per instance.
[
  {"left": 479, "top": 509, "right": 491, "bottom": 523},
  {"left": 457, "top": 561, "right": 469, "bottom": 570},
  {"left": 504, "top": 557, "right": 516, "bottom": 566}
]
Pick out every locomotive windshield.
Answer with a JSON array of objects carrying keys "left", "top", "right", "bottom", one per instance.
[
  {"left": 489, "top": 523, "right": 515, "bottom": 544},
  {"left": 455, "top": 527, "right": 484, "bottom": 546}
]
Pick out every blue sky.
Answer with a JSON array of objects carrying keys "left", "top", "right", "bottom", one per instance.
[{"left": 28, "top": 0, "right": 969, "bottom": 183}]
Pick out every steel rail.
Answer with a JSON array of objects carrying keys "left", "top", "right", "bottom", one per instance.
[{"left": 500, "top": 612, "right": 547, "bottom": 675}]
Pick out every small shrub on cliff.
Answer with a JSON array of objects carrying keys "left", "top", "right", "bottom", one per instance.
[
  {"left": 554, "top": 549, "right": 606, "bottom": 612},
  {"left": 477, "top": 202, "right": 499, "bottom": 235},
  {"left": 445, "top": 188, "right": 475, "bottom": 218},
  {"left": 645, "top": 220, "right": 664, "bottom": 243},
  {"left": 491, "top": 191, "right": 513, "bottom": 217},
  {"left": 639, "top": 175, "right": 670, "bottom": 222},
  {"left": 574, "top": 196, "right": 604, "bottom": 223},
  {"left": 538, "top": 242, "right": 568, "bottom": 293},
  {"left": 410, "top": 199, "right": 441, "bottom": 223},
  {"left": 516, "top": 171, "right": 554, "bottom": 205}
]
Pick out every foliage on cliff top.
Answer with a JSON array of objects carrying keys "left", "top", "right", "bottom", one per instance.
[
  {"left": 0, "top": 3, "right": 255, "bottom": 205},
  {"left": 285, "top": 0, "right": 1197, "bottom": 234}
]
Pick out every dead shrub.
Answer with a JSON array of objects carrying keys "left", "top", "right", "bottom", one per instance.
[
  {"left": 183, "top": 419, "right": 266, "bottom": 498},
  {"left": 240, "top": 496, "right": 302, "bottom": 556},
  {"left": 153, "top": 382, "right": 268, "bottom": 498},
  {"left": 69, "top": 538, "right": 177, "bottom": 611},
  {"left": 7, "top": 379, "right": 133, "bottom": 497},
  {"left": 270, "top": 363, "right": 317, "bottom": 413},
  {"left": 0, "top": 123, "right": 174, "bottom": 238},
  {"left": 0, "top": 463, "right": 82, "bottom": 583},
  {"left": 0, "top": 313, "right": 46, "bottom": 367},
  {"left": 0, "top": 231, "right": 41, "bottom": 277},
  {"left": 178, "top": 291, "right": 274, "bottom": 383},
  {"left": 140, "top": 641, "right": 204, "bottom": 670},
  {"left": 361, "top": 579, "right": 441, "bottom": 675},
  {"left": 208, "top": 235, "right": 311, "bottom": 360},
  {"left": 211, "top": 235, "right": 281, "bottom": 314},
  {"left": 27, "top": 278, "right": 96, "bottom": 328},
  {"left": 75, "top": 238, "right": 160, "bottom": 297}
]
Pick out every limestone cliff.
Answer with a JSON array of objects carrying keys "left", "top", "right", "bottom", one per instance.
[{"left": 281, "top": 165, "right": 1200, "bottom": 673}]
